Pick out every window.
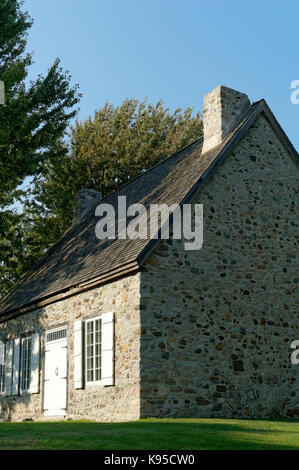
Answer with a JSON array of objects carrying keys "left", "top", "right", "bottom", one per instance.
[
  {"left": 75, "top": 312, "right": 114, "bottom": 389},
  {"left": 0, "top": 334, "right": 39, "bottom": 396},
  {"left": 0, "top": 341, "right": 5, "bottom": 393},
  {"left": 20, "top": 337, "right": 32, "bottom": 391},
  {"left": 86, "top": 317, "right": 102, "bottom": 383}
]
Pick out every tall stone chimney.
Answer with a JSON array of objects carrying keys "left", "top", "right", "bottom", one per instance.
[
  {"left": 202, "top": 85, "right": 251, "bottom": 153},
  {"left": 72, "top": 188, "right": 102, "bottom": 226}
]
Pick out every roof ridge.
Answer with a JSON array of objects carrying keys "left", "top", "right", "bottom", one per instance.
[{"left": 81, "top": 136, "right": 203, "bottom": 209}]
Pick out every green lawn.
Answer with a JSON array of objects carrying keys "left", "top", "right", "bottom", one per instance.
[{"left": 0, "top": 418, "right": 298, "bottom": 450}]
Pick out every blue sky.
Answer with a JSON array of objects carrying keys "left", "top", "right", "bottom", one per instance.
[{"left": 25, "top": 0, "right": 299, "bottom": 149}]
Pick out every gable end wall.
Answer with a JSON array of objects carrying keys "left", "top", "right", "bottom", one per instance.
[{"left": 140, "top": 113, "right": 298, "bottom": 419}]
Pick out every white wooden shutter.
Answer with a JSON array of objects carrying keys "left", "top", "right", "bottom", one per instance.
[
  {"left": 29, "top": 333, "right": 40, "bottom": 394},
  {"left": 101, "top": 312, "right": 114, "bottom": 386},
  {"left": 0, "top": 341, "right": 4, "bottom": 364},
  {"left": 4, "top": 341, "right": 13, "bottom": 396},
  {"left": 73, "top": 320, "right": 83, "bottom": 389},
  {"left": 12, "top": 338, "right": 20, "bottom": 395}
]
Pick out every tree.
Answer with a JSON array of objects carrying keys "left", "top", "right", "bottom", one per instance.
[
  {"left": 0, "top": 0, "right": 80, "bottom": 298},
  {"left": 32, "top": 99, "right": 203, "bottom": 231},
  {"left": 0, "top": 2, "right": 202, "bottom": 299}
]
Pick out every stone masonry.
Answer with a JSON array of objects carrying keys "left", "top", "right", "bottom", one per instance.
[
  {"left": 140, "top": 113, "right": 298, "bottom": 419},
  {"left": 72, "top": 188, "right": 103, "bottom": 226},
  {"left": 202, "top": 85, "right": 251, "bottom": 153},
  {"left": 0, "top": 273, "right": 141, "bottom": 422}
]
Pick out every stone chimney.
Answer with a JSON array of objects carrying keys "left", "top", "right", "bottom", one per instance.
[
  {"left": 202, "top": 85, "right": 251, "bottom": 153},
  {"left": 72, "top": 188, "right": 102, "bottom": 226}
]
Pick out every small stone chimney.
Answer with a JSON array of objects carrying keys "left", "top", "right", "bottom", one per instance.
[
  {"left": 202, "top": 85, "right": 251, "bottom": 153},
  {"left": 72, "top": 188, "right": 102, "bottom": 226}
]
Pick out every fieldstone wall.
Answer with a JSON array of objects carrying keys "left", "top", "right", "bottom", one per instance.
[
  {"left": 140, "top": 113, "right": 298, "bottom": 419},
  {"left": 0, "top": 272, "right": 141, "bottom": 422}
]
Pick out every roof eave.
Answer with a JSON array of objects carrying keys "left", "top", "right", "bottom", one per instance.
[{"left": 0, "top": 260, "right": 140, "bottom": 323}]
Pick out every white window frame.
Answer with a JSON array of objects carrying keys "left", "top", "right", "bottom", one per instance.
[
  {"left": 20, "top": 336, "right": 32, "bottom": 393},
  {"left": 85, "top": 316, "right": 102, "bottom": 386}
]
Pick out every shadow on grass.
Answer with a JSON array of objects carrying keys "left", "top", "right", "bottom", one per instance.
[{"left": 0, "top": 418, "right": 298, "bottom": 450}]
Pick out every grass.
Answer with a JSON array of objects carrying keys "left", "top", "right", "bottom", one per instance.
[{"left": 0, "top": 418, "right": 298, "bottom": 450}]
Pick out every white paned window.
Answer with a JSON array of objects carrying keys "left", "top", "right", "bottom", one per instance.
[
  {"left": 20, "top": 337, "right": 32, "bottom": 391},
  {"left": 86, "top": 317, "right": 102, "bottom": 383},
  {"left": 0, "top": 341, "right": 5, "bottom": 393}
]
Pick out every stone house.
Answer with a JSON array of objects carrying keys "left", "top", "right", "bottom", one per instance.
[{"left": 0, "top": 85, "right": 298, "bottom": 422}]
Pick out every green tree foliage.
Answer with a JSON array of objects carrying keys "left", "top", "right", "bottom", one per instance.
[
  {"left": 0, "top": 0, "right": 80, "bottom": 298},
  {"left": 33, "top": 99, "right": 203, "bottom": 230},
  {"left": 0, "top": 2, "right": 202, "bottom": 300}
]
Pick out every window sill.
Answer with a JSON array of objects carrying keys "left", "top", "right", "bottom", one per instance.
[{"left": 85, "top": 380, "right": 114, "bottom": 390}]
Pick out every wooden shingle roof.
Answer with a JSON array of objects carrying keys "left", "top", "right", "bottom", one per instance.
[{"left": 0, "top": 100, "right": 297, "bottom": 319}]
